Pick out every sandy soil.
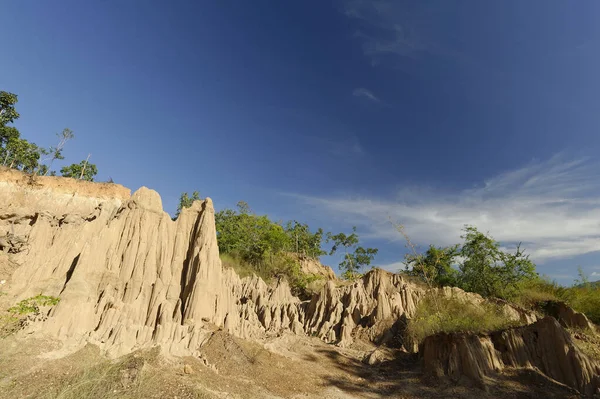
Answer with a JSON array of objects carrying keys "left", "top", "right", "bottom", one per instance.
[
  {"left": 0, "top": 330, "right": 582, "bottom": 399},
  {"left": 0, "top": 166, "right": 130, "bottom": 201}
]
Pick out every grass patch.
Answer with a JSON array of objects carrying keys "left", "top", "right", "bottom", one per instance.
[
  {"left": 220, "top": 253, "right": 323, "bottom": 299},
  {"left": 569, "top": 327, "right": 600, "bottom": 363},
  {"left": 562, "top": 286, "right": 600, "bottom": 325},
  {"left": 513, "top": 278, "right": 562, "bottom": 309},
  {"left": 1, "top": 347, "right": 212, "bottom": 399},
  {"left": 220, "top": 253, "right": 261, "bottom": 280},
  {"left": 0, "top": 294, "right": 60, "bottom": 338},
  {"left": 407, "top": 294, "right": 521, "bottom": 344},
  {"left": 513, "top": 277, "right": 600, "bottom": 325}
]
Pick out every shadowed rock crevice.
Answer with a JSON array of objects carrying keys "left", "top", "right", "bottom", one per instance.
[{"left": 60, "top": 254, "right": 80, "bottom": 294}]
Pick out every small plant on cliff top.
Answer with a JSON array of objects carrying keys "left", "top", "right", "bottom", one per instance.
[{"left": 173, "top": 191, "right": 201, "bottom": 220}]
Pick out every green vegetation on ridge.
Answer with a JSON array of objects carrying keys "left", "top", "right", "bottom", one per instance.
[
  {"left": 405, "top": 226, "right": 538, "bottom": 301},
  {"left": 402, "top": 224, "right": 600, "bottom": 332},
  {"left": 407, "top": 294, "right": 519, "bottom": 344},
  {"left": 0, "top": 90, "right": 98, "bottom": 180},
  {"left": 176, "top": 195, "right": 379, "bottom": 291}
]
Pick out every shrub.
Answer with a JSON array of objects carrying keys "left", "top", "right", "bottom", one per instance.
[
  {"left": 407, "top": 294, "right": 521, "bottom": 344},
  {"left": 513, "top": 277, "right": 563, "bottom": 309},
  {"left": 8, "top": 294, "right": 60, "bottom": 315},
  {"left": 562, "top": 286, "right": 600, "bottom": 325},
  {"left": 1, "top": 294, "right": 60, "bottom": 338},
  {"left": 60, "top": 160, "right": 97, "bottom": 181},
  {"left": 404, "top": 244, "right": 460, "bottom": 287}
]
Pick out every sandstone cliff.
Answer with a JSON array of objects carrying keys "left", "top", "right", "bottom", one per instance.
[{"left": 0, "top": 168, "right": 427, "bottom": 357}]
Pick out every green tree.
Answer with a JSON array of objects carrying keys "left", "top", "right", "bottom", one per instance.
[
  {"left": 284, "top": 221, "right": 326, "bottom": 258},
  {"left": 2, "top": 134, "right": 43, "bottom": 172},
  {"left": 0, "top": 91, "right": 19, "bottom": 126},
  {"left": 328, "top": 227, "right": 378, "bottom": 279},
  {"left": 0, "top": 91, "right": 23, "bottom": 166},
  {"left": 342, "top": 246, "right": 379, "bottom": 280},
  {"left": 405, "top": 244, "right": 460, "bottom": 287},
  {"left": 60, "top": 160, "right": 98, "bottom": 181},
  {"left": 0, "top": 91, "right": 47, "bottom": 174},
  {"left": 174, "top": 191, "right": 201, "bottom": 219},
  {"left": 458, "top": 226, "right": 537, "bottom": 300}
]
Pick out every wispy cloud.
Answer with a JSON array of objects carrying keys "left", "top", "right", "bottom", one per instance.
[
  {"left": 353, "top": 88, "right": 380, "bottom": 102},
  {"left": 287, "top": 155, "right": 600, "bottom": 263},
  {"left": 343, "top": 1, "right": 440, "bottom": 62},
  {"left": 378, "top": 261, "right": 406, "bottom": 273},
  {"left": 342, "top": 0, "right": 483, "bottom": 74}
]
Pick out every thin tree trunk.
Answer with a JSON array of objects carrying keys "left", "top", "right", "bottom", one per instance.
[
  {"left": 79, "top": 153, "right": 91, "bottom": 179},
  {"left": 45, "top": 158, "right": 53, "bottom": 176}
]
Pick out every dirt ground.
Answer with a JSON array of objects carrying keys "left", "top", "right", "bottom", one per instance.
[{"left": 0, "top": 329, "right": 583, "bottom": 399}]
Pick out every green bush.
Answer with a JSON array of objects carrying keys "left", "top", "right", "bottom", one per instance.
[
  {"left": 1, "top": 294, "right": 60, "bottom": 338},
  {"left": 402, "top": 226, "right": 537, "bottom": 300},
  {"left": 561, "top": 286, "right": 600, "bottom": 324},
  {"left": 407, "top": 294, "right": 521, "bottom": 344},
  {"left": 8, "top": 294, "right": 60, "bottom": 315}
]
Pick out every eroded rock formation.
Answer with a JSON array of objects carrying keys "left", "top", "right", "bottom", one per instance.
[
  {"left": 543, "top": 300, "right": 597, "bottom": 332},
  {"left": 423, "top": 317, "right": 600, "bottom": 396},
  {"left": 0, "top": 169, "right": 426, "bottom": 356},
  {"left": 2, "top": 168, "right": 598, "bottom": 396}
]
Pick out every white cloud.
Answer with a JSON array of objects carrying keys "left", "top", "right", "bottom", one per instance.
[
  {"left": 287, "top": 155, "right": 600, "bottom": 263},
  {"left": 352, "top": 88, "right": 380, "bottom": 102},
  {"left": 592, "top": 272, "right": 600, "bottom": 277},
  {"left": 378, "top": 261, "right": 406, "bottom": 273}
]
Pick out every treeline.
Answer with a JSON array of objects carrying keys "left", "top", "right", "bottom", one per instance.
[
  {"left": 0, "top": 90, "right": 98, "bottom": 181},
  {"left": 403, "top": 226, "right": 537, "bottom": 300},
  {"left": 176, "top": 195, "right": 379, "bottom": 288},
  {"left": 403, "top": 225, "right": 600, "bottom": 324}
]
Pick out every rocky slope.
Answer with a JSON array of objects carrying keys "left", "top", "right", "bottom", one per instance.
[
  {"left": 0, "top": 168, "right": 427, "bottom": 357},
  {"left": 1, "top": 167, "right": 599, "bottom": 397},
  {"left": 423, "top": 316, "right": 600, "bottom": 396}
]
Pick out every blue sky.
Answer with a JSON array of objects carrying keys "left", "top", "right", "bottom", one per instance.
[{"left": 3, "top": 1, "right": 600, "bottom": 283}]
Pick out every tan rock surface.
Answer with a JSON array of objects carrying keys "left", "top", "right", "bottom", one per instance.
[
  {"left": 423, "top": 317, "right": 600, "bottom": 396},
  {"left": 2, "top": 168, "right": 597, "bottom": 398},
  {"left": 1, "top": 170, "right": 427, "bottom": 356},
  {"left": 543, "top": 300, "right": 597, "bottom": 332},
  {"left": 295, "top": 254, "right": 336, "bottom": 280}
]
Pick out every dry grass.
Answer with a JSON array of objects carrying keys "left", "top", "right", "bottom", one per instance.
[
  {"left": 407, "top": 295, "right": 521, "bottom": 344},
  {"left": 513, "top": 279, "right": 561, "bottom": 309},
  {"left": 569, "top": 327, "right": 600, "bottom": 363},
  {"left": 0, "top": 345, "right": 213, "bottom": 399},
  {"left": 514, "top": 278, "right": 600, "bottom": 325}
]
